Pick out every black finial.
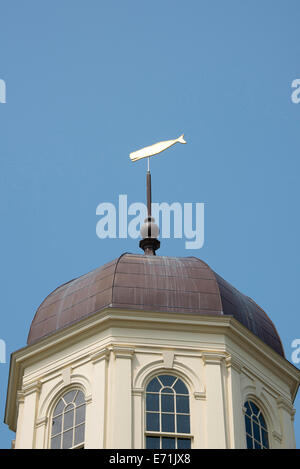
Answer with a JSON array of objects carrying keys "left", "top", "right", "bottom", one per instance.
[{"left": 139, "top": 216, "right": 160, "bottom": 255}]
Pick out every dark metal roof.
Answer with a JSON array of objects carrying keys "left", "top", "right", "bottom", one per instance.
[{"left": 27, "top": 254, "right": 284, "bottom": 356}]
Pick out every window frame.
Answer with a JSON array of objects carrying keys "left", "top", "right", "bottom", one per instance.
[
  {"left": 243, "top": 399, "right": 270, "bottom": 449},
  {"left": 49, "top": 387, "right": 86, "bottom": 450},
  {"left": 144, "top": 374, "right": 193, "bottom": 449}
]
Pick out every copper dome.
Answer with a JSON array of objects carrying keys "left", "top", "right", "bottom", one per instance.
[{"left": 27, "top": 254, "right": 284, "bottom": 356}]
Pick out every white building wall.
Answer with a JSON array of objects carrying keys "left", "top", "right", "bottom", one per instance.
[{"left": 11, "top": 317, "right": 298, "bottom": 449}]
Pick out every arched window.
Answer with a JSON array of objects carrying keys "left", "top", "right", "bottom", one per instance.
[
  {"left": 145, "top": 374, "right": 191, "bottom": 449},
  {"left": 244, "top": 400, "right": 269, "bottom": 449},
  {"left": 50, "top": 389, "right": 86, "bottom": 449}
]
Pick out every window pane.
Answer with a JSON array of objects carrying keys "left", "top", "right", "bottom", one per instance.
[
  {"left": 146, "top": 393, "right": 159, "bottom": 412},
  {"left": 162, "top": 437, "right": 175, "bottom": 449},
  {"left": 253, "top": 422, "right": 260, "bottom": 442},
  {"left": 64, "top": 409, "right": 74, "bottom": 431},
  {"left": 51, "top": 435, "right": 61, "bottom": 449},
  {"left": 161, "top": 394, "right": 174, "bottom": 412},
  {"left": 53, "top": 399, "right": 64, "bottom": 417},
  {"left": 176, "top": 396, "right": 189, "bottom": 414},
  {"left": 63, "top": 390, "right": 77, "bottom": 404},
  {"left": 177, "top": 438, "right": 191, "bottom": 449},
  {"left": 161, "top": 387, "right": 173, "bottom": 394},
  {"left": 258, "top": 413, "right": 267, "bottom": 430},
  {"left": 74, "top": 424, "right": 85, "bottom": 446},
  {"left": 65, "top": 404, "right": 74, "bottom": 416},
  {"left": 146, "top": 412, "right": 159, "bottom": 431},
  {"left": 146, "top": 437, "right": 160, "bottom": 449},
  {"left": 249, "top": 401, "right": 259, "bottom": 416},
  {"left": 52, "top": 415, "right": 62, "bottom": 436},
  {"left": 173, "top": 379, "right": 188, "bottom": 395},
  {"left": 177, "top": 414, "right": 190, "bottom": 434},
  {"left": 74, "top": 391, "right": 85, "bottom": 406},
  {"left": 245, "top": 415, "right": 251, "bottom": 434},
  {"left": 147, "top": 378, "right": 161, "bottom": 392},
  {"left": 244, "top": 401, "right": 251, "bottom": 416},
  {"left": 75, "top": 405, "right": 86, "bottom": 426},
  {"left": 261, "top": 429, "right": 269, "bottom": 448},
  {"left": 246, "top": 434, "right": 253, "bottom": 449},
  {"left": 254, "top": 440, "right": 261, "bottom": 449},
  {"left": 159, "top": 375, "right": 176, "bottom": 387},
  {"left": 162, "top": 413, "right": 175, "bottom": 433},
  {"left": 62, "top": 429, "right": 73, "bottom": 449},
  {"left": 252, "top": 415, "right": 259, "bottom": 425}
]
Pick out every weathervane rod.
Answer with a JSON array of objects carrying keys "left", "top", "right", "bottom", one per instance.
[{"left": 147, "top": 158, "right": 151, "bottom": 217}]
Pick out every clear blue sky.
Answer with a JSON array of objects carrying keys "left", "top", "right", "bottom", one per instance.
[{"left": 0, "top": 0, "right": 299, "bottom": 448}]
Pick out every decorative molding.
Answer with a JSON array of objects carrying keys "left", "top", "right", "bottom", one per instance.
[
  {"left": 193, "top": 391, "right": 206, "bottom": 400},
  {"left": 272, "top": 430, "right": 283, "bottom": 443},
  {"left": 133, "top": 357, "right": 204, "bottom": 395},
  {"left": 162, "top": 351, "right": 174, "bottom": 369},
  {"left": 37, "top": 374, "right": 92, "bottom": 422},
  {"left": 85, "top": 394, "right": 92, "bottom": 405},
  {"left": 133, "top": 359, "right": 164, "bottom": 389},
  {"left": 35, "top": 416, "right": 48, "bottom": 428},
  {"left": 110, "top": 346, "right": 135, "bottom": 359},
  {"left": 225, "top": 355, "right": 243, "bottom": 373},
  {"left": 242, "top": 390, "right": 279, "bottom": 433},
  {"left": 90, "top": 347, "right": 110, "bottom": 364},
  {"left": 276, "top": 397, "right": 295, "bottom": 415},
  {"left": 61, "top": 367, "right": 71, "bottom": 386},
  {"left": 202, "top": 352, "right": 228, "bottom": 365},
  {"left": 17, "top": 391, "right": 25, "bottom": 405},
  {"left": 255, "top": 381, "right": 263, "bottom": 398},
  {"left": 240, "top": 368, "right": 255, "bottom": 384},
  {"left": 22, "top": 380, "right": 41, "bottom": 397},
  {"left": 132, "top": 388, "right": 144, "bottom": 397}
]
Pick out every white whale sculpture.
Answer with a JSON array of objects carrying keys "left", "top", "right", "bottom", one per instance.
[{"left": 129, "top": 134, "right": 186, "bottom": 162}]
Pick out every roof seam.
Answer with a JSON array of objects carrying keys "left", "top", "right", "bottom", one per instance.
[{"left": 111, "top": 253, "right": 130, "bottom": 307}]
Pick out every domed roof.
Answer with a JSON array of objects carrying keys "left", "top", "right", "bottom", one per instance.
[{"left": 27, "top": 254, "right": 284, "bottom": 356}]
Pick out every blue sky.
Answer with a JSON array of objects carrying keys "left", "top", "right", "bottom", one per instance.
[{"left": 0, "top": 0, "right": 299, "bottom": 448}]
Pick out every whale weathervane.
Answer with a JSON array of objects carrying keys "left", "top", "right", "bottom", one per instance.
[{"left": 129, "top": 134, "right": 186, "bottom": 162}]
